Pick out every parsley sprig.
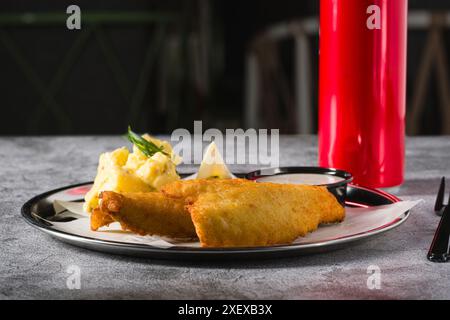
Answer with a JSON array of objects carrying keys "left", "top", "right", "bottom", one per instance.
[{"left": 126, "top": 126, "right": 168, "bottom": 157}]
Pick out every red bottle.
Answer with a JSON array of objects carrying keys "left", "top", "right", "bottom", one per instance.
[{"left": 319, "top": 0, "right": 408, "bottom": 188}]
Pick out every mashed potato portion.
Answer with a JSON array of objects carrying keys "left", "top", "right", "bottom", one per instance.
[{"left": 84, "top": 135, "right": 180, "bottom": 213}]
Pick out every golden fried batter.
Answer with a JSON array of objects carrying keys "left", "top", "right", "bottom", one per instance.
[
  {"left": 161, "top": 178, "right": 254, "bottom": 203},
  {"left": 91, "top": 179, "right": 252, "bottom": 235},
  {"left": 95, "top": 191, "right": 196, "bottom": 238},
  {"left": 187, "top": 183, "right": 344, "bottom": 247},
  {"left": 90, "top": 207, "right": 115, "bottom": 231},
  {"left": 90, "top": 179, "right": 345, "bottom": 247}
]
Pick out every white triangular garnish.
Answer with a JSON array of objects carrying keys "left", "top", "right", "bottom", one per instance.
[{"left": 195, "top": 142, "right": 236, "bottom": 179}]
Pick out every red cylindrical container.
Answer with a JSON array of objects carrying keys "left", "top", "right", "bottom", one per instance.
[{"left": 319, "top": 0, "right": 408, "bottom": 188}]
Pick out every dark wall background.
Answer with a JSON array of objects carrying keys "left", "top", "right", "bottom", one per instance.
[{"left": 0, "top": 0, "right": 449, "bottom": 135}]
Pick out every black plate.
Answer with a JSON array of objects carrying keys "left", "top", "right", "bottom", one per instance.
[{"left": 21, "top": 179, "right": 409, "bottom": 261}]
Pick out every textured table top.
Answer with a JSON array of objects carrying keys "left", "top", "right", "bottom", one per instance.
[{"left": 1, "top": 135, "right": 449, "bottom": 300}]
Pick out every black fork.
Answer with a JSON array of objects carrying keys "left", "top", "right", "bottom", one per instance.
[{"left": 428, "top": 177, "right": 450, "bottom": 262}]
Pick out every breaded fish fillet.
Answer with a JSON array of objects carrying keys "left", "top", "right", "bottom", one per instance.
[
  {"left": 90, "top": 179, "right": 344, "bottom": 247},
  {"left": 187, "top": 183, "right": 344, "bottom": 247},
  {"left": 94, "top": 191, "right": 197, "bottom": 238},
  {"left": 161, "top": 178, "right": 254, "bottom": 203},
  {"left": 91, "top": 179, "right": 251, "bottom": 234}
]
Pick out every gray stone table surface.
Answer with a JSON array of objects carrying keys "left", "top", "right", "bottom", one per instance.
[{"left": 1, "top": 135, "right": 449, "bottom": 299}]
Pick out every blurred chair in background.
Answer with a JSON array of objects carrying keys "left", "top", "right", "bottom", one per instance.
[
  {"left": 245, "top": 11, "right": 450, "bottom": 135},
  {"left": 407, "top": 11, "right": 450, "bottom": 135}
]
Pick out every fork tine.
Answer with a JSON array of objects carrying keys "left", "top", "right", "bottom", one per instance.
[{"left": 434, "top": 177, "right": 445, "bottom": 212}]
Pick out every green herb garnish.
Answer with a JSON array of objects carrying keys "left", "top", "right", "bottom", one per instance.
[{"left": 126, "top": 126, "right": 168, "bottom": 157}]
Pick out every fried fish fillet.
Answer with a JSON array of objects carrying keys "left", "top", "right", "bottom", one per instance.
[
  {"left": 91, "top": 179, "right": 248, "bottom": 231},
  {"left": 94, "top": 191, "right": 196, "bottom": 238},
  {"left": 90, "top": 179, "right": 344, "bottom": 247},
  {"left": 161, "top": 178, "right": 254, "bottom": 203},
  {"left": 91, "top": 179, "right": 251, "bottom": 233},
  {"left": 187, "top": 183, "right": 344, "bottom": 247}
]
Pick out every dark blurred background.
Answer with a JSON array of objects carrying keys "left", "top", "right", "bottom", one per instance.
[{"left": 1, "top": 0, "right": 449, "bottom": 135}]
